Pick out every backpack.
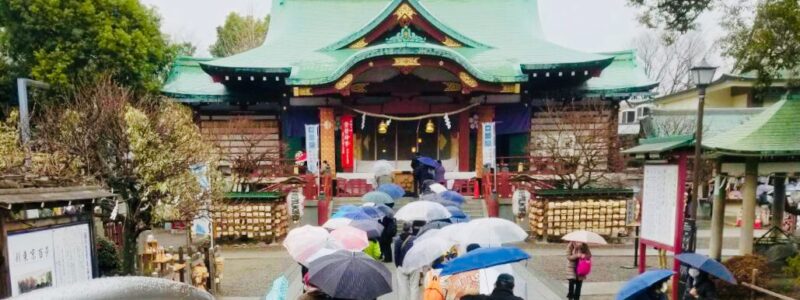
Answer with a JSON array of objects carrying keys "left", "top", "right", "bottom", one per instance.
[
  {"left": 576, "top": 257, "right": 592, "bottom": 277},
  {"left": 423, "top": 275, "right": 445, "bottom": 300}
]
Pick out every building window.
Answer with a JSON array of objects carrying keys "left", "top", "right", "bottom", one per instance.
[
  {"left": 619, "top": 110, "right": 636, "bottom": 124},
  {"left": 636, "top": 106, "right": 652, "bottom": 120}
]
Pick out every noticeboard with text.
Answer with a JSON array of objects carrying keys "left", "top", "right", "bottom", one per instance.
[
  {"left": 7, "top": 223, "right": 93, "bottom": 296},
  {"left": 640, "top": 164, "right": 680, "bottom": 249}
]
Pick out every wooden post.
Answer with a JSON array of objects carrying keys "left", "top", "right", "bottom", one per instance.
[
  {"left": 750, "top": 269, "right": 758, "bottom": 300},
  {"left": 178, "top": 247, "right": 185, "bottom": 283},
  {"left": 709, "top": 165, "right": 727, "bottom": 260},
  {"left": 207, "top": 246, "right": 216, "bottom": 294},
  {"left": 0, "top": 210, "right": 10, "bottom": 298},
  {"left": 772, "top": 173, "right": 786, "bottom": 238}
]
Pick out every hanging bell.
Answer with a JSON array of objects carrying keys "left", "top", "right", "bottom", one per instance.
[
  {"left": 378, "top": 120, "right": 388, "bottom": 134},
  {"left": 425, "top": 119, "right": 435, "bottom": 133}
]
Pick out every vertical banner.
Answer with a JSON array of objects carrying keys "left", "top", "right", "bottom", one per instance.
[
  {"left": 305, "top": 124, "right": 320, "bottom": 174},
  {"left": 481, "top": 122, "right": 496, "bottom": 169},
  {"left": 319, "top": 108, "right": 336, "bottom": 176},
  {"left": 340, "top": 115, "right": 354, "bottom": 171}
]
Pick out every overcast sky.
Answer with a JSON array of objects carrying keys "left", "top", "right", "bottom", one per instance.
[{"left": 143, "top": 0, "right": 725, "bottom": 63}]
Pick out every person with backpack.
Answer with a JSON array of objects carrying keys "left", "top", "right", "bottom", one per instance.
[{"left": 566, "top": 241, "right": 592, "bottom": 300}]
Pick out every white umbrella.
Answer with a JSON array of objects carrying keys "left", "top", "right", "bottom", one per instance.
[
  {"left": 395, "top": 200, "right": 452, "bottom": 222},
  {"left": 562, "top": 230, "right": 608, "bottom": 245},
  {"left": 435, "top": 223, "right": 469, "bottom": 242},
  {"left": 322, "top": 218, "right": 353, "bottom": 230},
  {"left": 429, "top": 183, "right": 447, "bottom": 194},
  {"left": 454, "top": 218, "right": 528, "bottom": 245},
  {"left": 372, "top": 160, "right": 394, "bottom": 177},
  {"left": 401, "top": 237, "right": 457, "bottom": 270},
  {"left": 283, "top": 225, "right": 341, "bottom": 263},
  {"left": 415, "top": 228, "right": 441, "bottom": 242}
]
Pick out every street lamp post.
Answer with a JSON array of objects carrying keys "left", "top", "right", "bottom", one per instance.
[{"left": 687, "top": 59, "right": 717, "bottom": 252}]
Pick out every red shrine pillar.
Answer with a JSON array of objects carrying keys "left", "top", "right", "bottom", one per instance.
[{"left": 458, "top": 110, "right": 471, "bottom": 172}]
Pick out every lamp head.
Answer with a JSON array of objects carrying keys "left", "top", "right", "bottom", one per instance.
[{"left": 690, "top": 58, "right": 717, "bottom": 88}]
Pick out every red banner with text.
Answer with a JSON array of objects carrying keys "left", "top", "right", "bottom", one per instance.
[{"left": 341, "top": 115, "right": 354, "bottom": 171}]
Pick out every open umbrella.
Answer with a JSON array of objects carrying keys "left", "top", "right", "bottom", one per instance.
[
  {"left": 675, "top": 253, "right": 737, "bottom": 284},
  {"left": 349, "top": 219, "right": 384, "bottom": 239},
  {"left": 372, "top": 203, "right": 394, "bottom": 217},
  {"left": 359, "top": 206, "right": 385, "bottom": 219},
  {"left": 362, "top": 191, "right": 394, "bottom": 205},
  {"left": 395, "top": 200, "right": 452, "bottom": 222},
  {"left": 308, "top": 250, "right": 392, "bottom": 300},
  {"left": 377, "top": 183, "right": 405, "bottom": 200},
  {"left": 440, "top": 191, "right": 466, "bottom": 204},
  {"left": 331, "top": 226, "right": 369, "bottom": 251},
  {"left": 455, "top": 218, "right": 528, "bottom": 245},
  {"left": 418, "top": 220, "right": 452, "bottom": 236},
  {"left": 562, "top": 230, "right": 608, "bottom": 245},
  {"left": 335, "top": 205, "right": 360, "bottom": 213},
  {"left": 372, "top": 160, "right": 395, "bottom": 177},
  {"left": 302, "top": 247, "right": 338, "bottom": 266},
  {"left": 428, "top": 183, "right": 448, "bottom": 194},
  {"left": 616, "top": 270, "right": 673, "bottom": 300},
  {"left": 435, "top": 223, "right": 469, "bottom": 242},
  {"left": 417, "top": 156, "right": 440, "bottom": 168},
  {"left": 440, "top": 246, "right": 530, "bottom": 276},
  {"left": 322, "top": 217, "right": 353, "bottom": 230},
  {"left": 446, "top": 206, "right": 468, "bottom": 219},
  {"left": 283, "top": 225, "right": 341, "bottom": 263},
  {"left": 402, "top": 236, "right": 457, "bottom": 270},
  {"left": 340, "top": 210, "right": 373, "bottom": 221}
]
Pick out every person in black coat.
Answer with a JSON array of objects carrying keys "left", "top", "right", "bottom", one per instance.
[
  {"left": 378, "top": 215, "right": 397, "bottom": 263},
  {"left": 684, "top": 269, "right": 718, "bottom": 299},
  {"left": 411, "top": 153, "right": 421, "bottom": 195},
  {"left": 487, "top": 274, "right": 523, "bottom": 300}
]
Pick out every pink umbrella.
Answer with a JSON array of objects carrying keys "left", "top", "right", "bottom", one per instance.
[
  {"left": 283, "top": 225, "right": 341, "bottom": 263},
  {"left": 330, "top": 225, "right": 369, "bottom": 251}
]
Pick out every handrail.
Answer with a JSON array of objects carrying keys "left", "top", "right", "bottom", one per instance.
[{"left": 741, "top": 283, "right": 797, "bottom": 300}]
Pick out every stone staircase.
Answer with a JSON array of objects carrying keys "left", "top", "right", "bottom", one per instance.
[{"left": 330, "top": 196, "right": 486, "bottom": 220}]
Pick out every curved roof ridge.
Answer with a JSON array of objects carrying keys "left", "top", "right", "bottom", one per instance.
[{"left": 321, "top": 0, "right": 489, "bottom": 51}]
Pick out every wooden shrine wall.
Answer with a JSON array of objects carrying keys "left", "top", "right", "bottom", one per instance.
[
  {"left": 529, "top": 108, "right": 621, "bottom": 174},
  {"left": 200, "top": 117, "right": 282, "bottom": 167}
]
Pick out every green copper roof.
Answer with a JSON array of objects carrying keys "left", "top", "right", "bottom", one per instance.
[
  {"left": 200, "top": 0, "right": 614, "bottom": 85},
  {"left": 704, "top": 93, "right": 800, "bottom": 156},
  {"left": 641, "top": 107, "right": 764, "bottom": 138},
  {"left": 622, "top": 134, "right": 694, "bottom": 155},
  {"left": 581, "top": 50, "right": 658, "bottom": 97},
  {"left": 162, "top": 56, "right": 229, "bottom": 102}
]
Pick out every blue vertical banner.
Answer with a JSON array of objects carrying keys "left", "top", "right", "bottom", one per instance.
[
  {"left": 482, "top": 122, "right": 496, "bottom": 168},
  {"left": 305, "top": 124, "right": 320, "bottom": 174}
]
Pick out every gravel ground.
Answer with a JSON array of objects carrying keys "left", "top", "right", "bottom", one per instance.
[{"left": 217, "top": 246, "right": 293, "bottom": 298}]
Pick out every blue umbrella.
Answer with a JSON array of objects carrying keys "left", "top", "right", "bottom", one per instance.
[
  {"left": 675, "top": 253, "right": 737, "bottom": 284},
  {"left": 377, "top": 183, "right": 405, "bottom": 200},
  {"left": 360, "top": 206, "right": 385, "bottom": 219},
  {"left": 616, "top": 270, "right": 673, "bottom": 300},
  {"left": 340, "top": 210, "right": 372, "bottom": 221},
  {"left": 417, "top": 156, "right": 440, "bottom": 168},
  {"left": 445, "top": 206, "right": 467, "bottom": 219},
  {"left": 440, "top": 191, "right": 465, "bottom": 204},
  {"left": 372, "top": 204, "right": 394, "bottom": 217},
  {"left": 362, "top": 191, "right": 394, "bottom": 204},
  {"left": 440, "top": 246, "right": 531, "bottom": 276},
  {"left": 336, "top": 205, "right": 360, "bottom": 213}
]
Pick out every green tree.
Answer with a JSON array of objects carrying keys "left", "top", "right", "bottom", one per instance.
[
  {"left": 721, "top": 0, "right": 800, "bottom": 90},
  {"left": 0, "top": 0, "right": 173, "bottom": 92},
  {"left": 627, "top": 0, "right": 714, "bottom": 33},
  {"left": 37, "top": 77, "right": 222, "bottom": 274},
  {"left": 209, "top": 13, "right": 270, "bottom": 57}
]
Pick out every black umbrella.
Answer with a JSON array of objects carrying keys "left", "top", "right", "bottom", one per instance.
[{"left": 308, "top": 250, "right": 392, "bottom": 300}]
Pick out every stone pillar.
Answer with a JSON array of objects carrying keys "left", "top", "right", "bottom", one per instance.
[
  {"left": 458, "top": 110, "right": 471, "bottom": 172},
  {"left": 319, "top": 107, "right": 336, "bottom": 177},
  {"left": 772, "top": 173, "right": 787, "bottom": 238},
  {"left": 740, "top": 158, "right": 758, "bottom": 255},
  {"left": 475, "top": 106, "right": 495, "bottom": 177},
  {"left": 709, "top": 164, "right": 727, "bottom": 260}
]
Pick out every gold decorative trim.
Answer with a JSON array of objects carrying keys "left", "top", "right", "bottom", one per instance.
[
  {"left": 500, "top": 83, "right": 521, "bottom": 94},
  {"left": 349, "top": 38, "right": 368, "bottom": 49},
  {"left": 351, "top": 83, "right": 369, "bottom": 93},
  {"left": 443, "top": 82, "right": 462, "bottom": 92},
  {"left": 335, "top": 74, "right": 354, "bottom": 90},
  {"left": 458, "top": 72, "right": 478, "bottom": 88},
  {"left": 394, "top": 3, "right": 416, "bottom": 23},
  {"left": 441, "top": 36, "right": 462, "bottom": 48},
  {"left": 293, "top": 87, "right": 314, "bottom": 97},
  {"left": 392, "top": 57, "right": 421, "bottom": 67}
]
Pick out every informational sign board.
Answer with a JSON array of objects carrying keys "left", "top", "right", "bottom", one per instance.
[
  {"left": 305, "top": 124, "right": 320, "bottom": 174},
  {"left": 7, "top": 223, "right": 93, "bottom": 296},
  {"left": 641, "top": 164, "right": 680, "bottom": 248},
  {"left": 481, "top": 122, "right": 496, "bottom": 168}
]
